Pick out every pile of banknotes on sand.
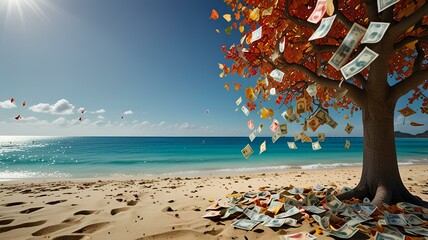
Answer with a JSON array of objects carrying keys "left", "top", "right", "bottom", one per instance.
[{"left": 203, "top": 185, "right": 428, "bottom": 239}]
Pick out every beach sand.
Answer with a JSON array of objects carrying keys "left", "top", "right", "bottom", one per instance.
[{"left": 0, "top": 165, "right": 427, "bottom": 240}]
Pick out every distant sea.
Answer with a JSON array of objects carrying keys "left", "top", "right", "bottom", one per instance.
[{"left": 0, "top": 136, "right": 427, "bottom": 181}]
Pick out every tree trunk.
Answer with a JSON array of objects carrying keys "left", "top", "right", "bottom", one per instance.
[{"left": 337, "top": 96, "right": 428, "bottom": 207}]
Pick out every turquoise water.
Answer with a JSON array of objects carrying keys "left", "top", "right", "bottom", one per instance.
[{"left": 0, "top": 136, "right": 426, "bottom": 180}]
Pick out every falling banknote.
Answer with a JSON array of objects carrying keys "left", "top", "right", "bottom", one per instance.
[
  {"left": 247, "top": 119, "right": 254, "bottom": 130},
  {"left": 241, "top": 144, "right": 254, "bottom": 159},
  {"left": 249, "top": 131, "right": 257, "bottom": 142},
  {"left": 270, "top": 119, "right": 279, "bottom": 132},
  {"left": 287, "top": 142, "right": 298, "bottom": 149},
  {"left": 272, "top": 132, "right": 282, "bottom": 143},
  {"left": 307, "top": 0, "right": 327, "bottom": 24},
  {"left": 345, "top": 123, "right": 354, "bottom": 134},
  {"left": 312, "top": 141, "right": 322, "bottom": 151},
  {"left": 377, "top": 0, "right": 399, "bottom": 12},
  {"left": 250, "top": 26, "right": 262, "bottom": 43},
  {"left": 259, "top": 140, "right": 266, "bottom": 154},
  {"left": 308, "top": 15, "right": 337, "bottom": 41},
  {"left": 329, "top": 23, "right": 367, "bottom": 70},
  {"left": 345, "top": 139, "right": 351, "bottom": 149},
  {"left": 341, "top": 47, "right": 379, "bottom": 80},
  {"left": 236, "top": 97, "right": 242, "bottom": 106},
  {"left": 270, "top": 69, "right": 284, "bottom": 82},
  {"left": 280, "top": 124, "right": 288, "bottom": 135},
  {"left": 306, "top": 83, "right": 317, "bottom": 97},
  {"left": 318, "top": 133, "right": 325, "bottom": 142},
  {"left": 361, "top": 22, "right": 390, "bottom": 44},
  {"left": 241, "top": 105, "right": 249, "bottom": 116}
]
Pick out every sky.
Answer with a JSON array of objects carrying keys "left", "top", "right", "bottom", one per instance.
[{"left": 0, "top": 0, "right": 426, "bottom": 137}]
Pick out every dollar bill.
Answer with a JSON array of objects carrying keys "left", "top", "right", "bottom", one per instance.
[
  {"left": 259, "top": 140, "right": 266, "bottom": 154},
  {"left": 306, "top": 83, "right": 317, "bottom": 96},
  {"left": 279, "top": 37, "right": 285, "bottom": 52},
  {"left": 257, "top": 124, "right": 264, "bottom": 133},
  {"left": 267, "top": 201, "right": 283, "bottom": 214},
  {"left": 354, "top": 203, "right": 377, "bottom": 216},
  {"left": 221, "top": 205, "right": 244, "bottom": 219},
  {"left": 384, "top": 212, "right": 409, "bottom": 226},
  {"left": 202, "top": 210, "right": 222, "bottom": 218},
  {"left": 270, "top": 69, "right": 284, "bottom": 82},
  {"left": 241, "top": 105, "right": 250, "bottom": 116},
  {"left": 270, "top": 87, "right": 276, "bottom": 95},
  {"left": 345, "top": 139, "right": 351, "bottom": 149},
  {"left": 288, "top": 188, "right": 305, "bottom": 195},
  {"left": 277, "top": 206, "right": 301, "bottom": 218},
  {"left": 302, "top": 135, "right": 313, "bottom": 143},
  {"left": 309, "top": 14, "right": 337, "bottom": 41},
  {"left": 329, "top": 23, "right": 367, "bottom": 70},
  {"left": 377, "top": 0, "right": 399, "bottom": 13},
  {"left": 272, "top": 132, "right": 282, "bottom": 143},
  {"left": 236, "top": 97, "right": 242, "bottom": 106},
  {"left": 241, "top": 144, "right": 254, "bottom": 159},
  {"left": 249, "top": 130, "right": 256, "bottom": 142},
  {"left": 374, "top": 232, "right": 405, "bottom": 240},
  {"left": 296, "top": 97, "right": 307, "bottom": 114},
  {"left": 280, "top": 232, "right": 317, "bottom": 240},
  {"left": 243, "top": 208, "right": 258, "bottom": 219},
  {"left": 307, "top": 0, "right": 327, "bottom": 24},
  {"left": 344, "top": 123, "right": 354, "bottom": 134},
  {"left": 250, "top": 26, "right": 262, "bottom": 43},
  {"left": 308, "top": 116, "right": 322, "bottom": 132},
  {"left": 247, "top": 119, "right": 254, "bottom": 130},
  {"left": 252, "top": 213, "right": 272, "bottom": 222},
  {"left": 346, "top": 214, "right": 373, "bottom": 227},
  {"left": 287, "top": 142, "right": 298, "bottom": 149},
  {"left": 231, "top": 219, "right": 260, "bottom": 231},
  {"left": 302, "top": 206, "right": 326, "bottom": 214},
  {"left": 340, "top": 47, "right": 379, "bottom": 79},
  {"left": 361, "top": 22, "right": 390, "bottom": 44},
  {"left": 262, "top": 217, "right": 286, "bottom": 227},
  {"left": 403, "top": 214, "right": 424, "bottom": 226},
  {"left": 280, "top": 124, "right": 288, "bottom": 135},
  {"left": 327, "top": 195, "right": 343, "bottom": 209},
  {"left": 270, "top": 119, "right": 279, "bottom": 132},
  {"left": 318, "top": 133, "right": 325, "bottom": 142},
  {"left": 326, "top": 224, "right": 359, "bottom": 239},
  {"left": 325, "top": 115, "right": 338, "bottom": 129},
  {"left": 312, "top": 141, "right": 322, "bottom": 151},
  {"left": 403, "top": 225, "right": 428, "bottom": 237}
]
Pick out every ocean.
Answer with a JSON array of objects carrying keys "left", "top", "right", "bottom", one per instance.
[{"left": 0, "top": 136, "right": 427, "bottom": 180}]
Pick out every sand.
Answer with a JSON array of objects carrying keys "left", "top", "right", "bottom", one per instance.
[{"left": 0, "top": 165, "right": 427, "bottom": 240}]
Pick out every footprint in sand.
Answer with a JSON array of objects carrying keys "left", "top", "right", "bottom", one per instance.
[
  {"left": 73, "top": 222, "right": 110, "bottom": 234},
  {"left": 20, "top": 207, "right": 44, "bottom": 214},
  {"left": 46, "top": 199, "right": 67, "bottom": 205},
  {"left": 110, "top": 207, "right": 129, "bottom": 216},
  {"left": 0, "top": 219, "right": 14, "bottom": 225},
  {"left": 52, "top": 235, "right": 90, "bottom": 240},
  {"left": 127, "top": 200, "right": 139, "bottom": 206},
  {"left": 2, "top": 202, "right": 26, "bottom": 207},
  {"left": 0, "top": 220, "right": 47, "bottom": 233},
  {"left": 74, "top": 210, "right": 99, "bottom": 216}
]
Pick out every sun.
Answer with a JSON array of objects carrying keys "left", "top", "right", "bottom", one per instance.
[{"left": 0, "top": 0, "right": 59, "bottom": 31}]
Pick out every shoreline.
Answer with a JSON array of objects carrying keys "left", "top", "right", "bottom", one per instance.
[
  {"left": 0, "top": 165, "right": 427, "bottom": 239},
  {"left": 1, "top": 162, "right": 428, "bottom": 183}
]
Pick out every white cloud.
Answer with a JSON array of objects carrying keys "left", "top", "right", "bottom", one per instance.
[
  {"left": 97, "top": 115, "right": 105, "bottom": 120},
  {"left": 91, "top": 109, "right": 106, "bottom": 114},
  {"left": 78, "top": 107, "right": 85, "bottom": 113},
  {"left": 29, "top": 99, "right": 75, "bottom": 115},
  {"left": 52, "top": 117, "right": 67, "bottom": 126},
  {"left": 0, "top": 100, "right": 17, "bottom": 109},
  {"left": 20, "top": 116, "right": 38, "bottom": 122},
  {"left": 123, "top": 110, "right": 133, "bottom": 115}
]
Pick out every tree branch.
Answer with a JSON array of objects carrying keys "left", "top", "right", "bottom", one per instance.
[
  {"left": 310, "top": 43, "right": 339, "bottom": 53},
  {"left": 390, "top": 2, "right": 428, "bottom": 40},
  {"left": 283, "top": 0, "right": 317, "bottom": 30},
  {"left": 333, "top": 0, "right": 353, "bottom": 29},
  {"left": 394, "top": 36, "right": 428, "bottom": 51},
  {"left": 363, "top": 0, "right": 380, "bottom": 22},
  {"left": 390, "top": 71, "right": 428, "bottom": 102},
  {"left": 354, "top": 73, "right": 368, "bottom": 88}
]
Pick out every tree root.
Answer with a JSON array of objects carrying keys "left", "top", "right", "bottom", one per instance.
[{"left": 336, "top": 185, "right": 368, "bottom": 202}]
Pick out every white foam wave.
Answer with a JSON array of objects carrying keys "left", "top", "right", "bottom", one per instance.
[{"left": 0, "top": 170, "right": 71, "bottom": 180}]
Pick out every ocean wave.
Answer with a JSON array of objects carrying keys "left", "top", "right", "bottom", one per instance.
[{"left": 0, "top": 170, "right": 71, "bottom": 180}]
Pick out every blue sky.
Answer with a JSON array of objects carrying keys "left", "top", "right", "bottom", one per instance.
[{"left": 0, "top": 0, "right": 426, "bottom": 136}]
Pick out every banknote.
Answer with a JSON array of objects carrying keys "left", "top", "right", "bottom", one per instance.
[
  {"left": 221, "top": 205, "right": 244, "bottom": 219},
  {"left": 329, "top": 23, "right": 367, "bottom": 70},
  {"left": 361, "top": 22, "right": 390, "bottom": 44},
  {"left": 344, "top": 123, "right": 354, "bottom": 134},
  {"left": 309, "top": 15, "right": 337, "bottom": 41},
  {"left": 259, "top": 140, "right": 266, "bottom": 154},
  {"left": 243, "top": 208, "right": 258, "bottom": 219},
  {"left": 306, "top": 83, "right": 317, "bottom": 96},
  {"left": 354, "top": 203, "right": 377, "bottom": 216},
  {"left": 308, "top": 116, "right": 322, "bottom": 132},
  {"left": 345, "top": 139, "right": 351, "bottom": 149},
  {"left": 346, "top": 214, "right": 373, "bottom": 227},
  {"left": 341, "top": 47, "right": 379, "bottom": 79},
  {"left": 247, "top": 119, "right": 254, "bottom": 130},
  {"left": 318, "top": 133, "right": 325, "bottom": 142},
  {"left": 270, "top": 69, "right": 284, "bottom": 82},
  {"left": 241, "top": 144, "right": 254, "bottom": 159},
  {"left": 296, "top": 97, "right": 307, "bottom": 114},
  {"left": 231, "top": 219, "right": 260, "bottom": 231},
  {"left": 280, "top": 232, "right": 317, "bottom": 240},
  {"left": 202, "top": 210, "right": 222, "bottom": 218},
  {"left": 288, "top": 188, "right": 305, "bottom": 195},
  {"left": 374, "top": 232, "right": 405, "bottom": 240},
  {"left": 272, "top": 132, "right": 282, "bottom": 143},
  {"left": 280, "top": 124, "right": 288, "bottom": 135},
  {"left": 277, "top": 206, "right": 300, "bottom": 218},
  {"left": 384, "top": 212, "right": 408, "bottom": 226},
  {"left": 250, "top": 26, "right": 262, "bottom": 43},
  {"left": 377, "top": 0, "right": 399, "bottom": 13},
  {"left": 270, "top": 119, "right": 279, "bottom": 132},
  {"left": 302, "top": 206, "right": 326, "bottom": 214},
  {"left": 403, "top": 225, "right": 428, "bottom": 237},
  {"left": 312, "top": 141, "right": 322, "bottom": 151},
  {"left": 279, "top": 37, "right": 285, "bottom": 52},
  {"left": 307, "top": 0, "right": 327, "bottom": 24},
  {"left": 241, "top": 105, "right": 250, "bottom": 116},
  {"left": 403, "top": 214, "right": 424, "bottom": 226},
  {"left": 326, "top": 224, "right": 359, "bottom": 239},
  {"left": 262, "top": 218, "right": 286, "bottom": 228},
  {"left": 257, "top": 124, "right": 264, "bottom": 133},
  {"left": 236, "top": 96, "right": 242, "bottom": 106},
  {"left": 287, "top": 142, "right": 298, "bottom": 149},
  {"left": 252, "top": 213, "right": 272, "bottom": 222},
  {"left": 249, "top": 130, "right": 256, "bottom": 142}
]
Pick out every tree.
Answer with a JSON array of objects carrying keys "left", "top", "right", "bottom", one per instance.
[{"left": 216, "top": 0, "right": 428, "bottom": 207}]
